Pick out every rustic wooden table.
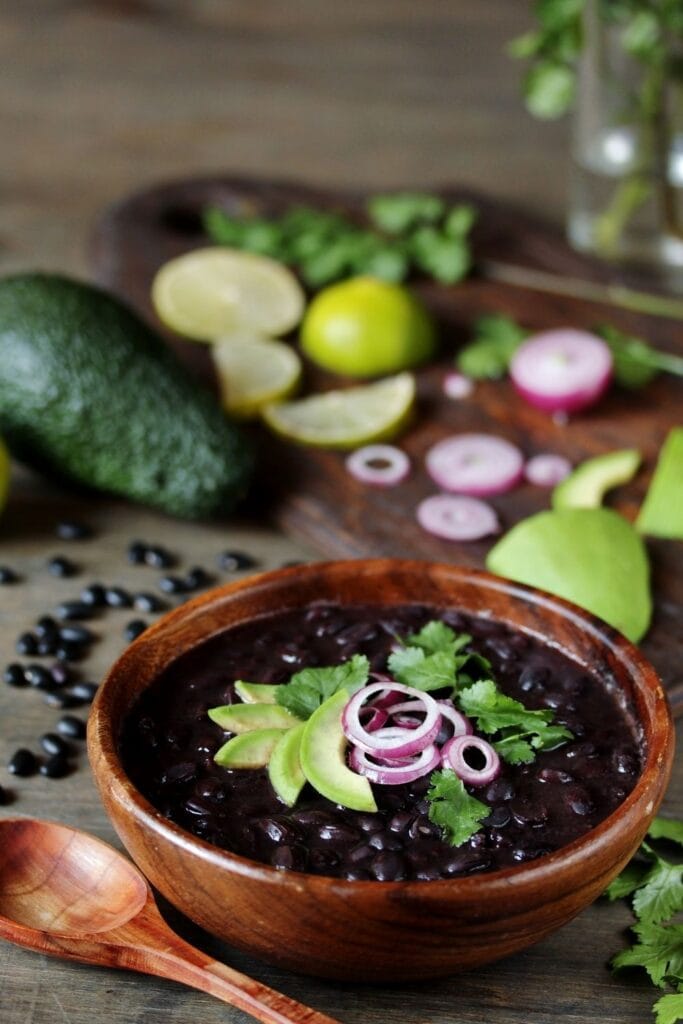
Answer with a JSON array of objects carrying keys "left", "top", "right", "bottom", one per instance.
[{"left": 0, "top": 3, "right": 680, "bottom": 1023}]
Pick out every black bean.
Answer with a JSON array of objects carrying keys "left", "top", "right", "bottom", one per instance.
[
  {"left": 145, "top": 546, "right": 175, "bottom": 569},
  {"left": 388, "top": 810, "right": 413, "bottom": 833},
  {"left": 317, "top": 823, "right": 361, "bottom": 844},
  {"left": 57, "top": 601, "right": 97, "bottom": 621},
  {"left": 344, "top": 868, "right": 371, "bottom": 881},
  {"left": 79, "top": 584, "right": 107, "bottom": 607},
  {"left": 134, "top": 592, "right": 168, "bottom": 613},
  {"left": 16, "top": 631, "right": 37, "bottom": 656},
  {"left": 3, "top": 663, "right": 27, "bottom": 688},
  {"left": 158, "top": 575, "right": 187, "bottom": 595},
  {"left": 370, "top": 851, "right": 406, "bottom": 881},
  {"left": 185, "top": 567, "right": 213, "bottom": 590},
  {"left": 35, "top": 615, "right": 57, "bottom": 638},
  {"left": 217, "top": 550, "right": 257, "bottom": 572},
  {"left": 37, "top": 637, "right": 57, "bottom": 657},
  {"left": 56, "top": 715, "right": 86, "bottom": 740},
  {"left": 308, "top": 848, "right": 340, "bottom": 871},
  {"left": 271, "top": 845, "right": 306, "bottom": 871},
  {"left": 0, "top": 783, "right": 11, "bottom": 805},
  {"left": 124, "top": 619, "right": 147, "bottom": 642},
  {"left": 50, "top": 663, "right": 74, "bottom": 687},
  {"left": 537, "top": 768, "right": 574, "bottom": 785},
  {"left": 348, "top": 843, "right": 374, "bottom": 864},
  {"left": 368, "top": 830, "right": 403, "bottom": 852},
  {"left": 58, "top": 624, "right": 95, "bottom": 645},
  {"left": 56, "top": 520, "right": 92, "bottom": 541},
  {"left": 485, "top": 778, "right": 515, "bottom": 802},
  {"left": 105, "top": 586, "right": 133, "bottom": 608},
  {"left": 519, "top": 665, "right": 550, "bottom": 693},
  {"left": 67, "top": 681, "right": 98, "bottom": 703},
  {"left": 355, "top": 813, "right": 384, "bottom": 833},
  {"left": 48, "top": 556, "right": 78, "bottom": 578},
  {"left": 485, "top": 806, "right": 512, "bottom": 828},
  {"left": 24, "top": 664, "right": 53, "bottom": 690},
  {"left": 43, "top": 691, "right": 83, "bottom": 710},
  {"left": 126, "top": 540, "right": 148, "bottom": 564},
  {"left": 8, "top": 748, "right": 38, "bottom": 776},
  {"left": 55, "top": 641, "right": 86, "bottom": 662},
  {"left": 40, "top": 733, "right": 72, "bottom": 758},
  {"left": 0, "top": 565, "right": 19, "bottom": 584},
  {"left": 40, "top": 756, "right": 71, "bottom": 779}
]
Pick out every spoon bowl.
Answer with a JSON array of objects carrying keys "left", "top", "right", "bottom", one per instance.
[{"left": 0, "top": 817, "right": 340, "bottom": 1024}]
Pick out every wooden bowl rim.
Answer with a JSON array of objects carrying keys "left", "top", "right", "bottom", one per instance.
[{"left": 88, "top": 558, "right": 673, "bottom": 900}]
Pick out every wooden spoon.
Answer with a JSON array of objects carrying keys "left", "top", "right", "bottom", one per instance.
[{"left": 0, "top": 817, "right": 340, "bottom": 1024}]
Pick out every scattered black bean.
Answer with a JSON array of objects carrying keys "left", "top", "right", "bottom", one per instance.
[
  {"left": 124, "top": 620, "right": 147, "bottom": 642},
  {"left": 40, "top": 755, "right": 71, "bottom": 779},
  {"left": 43, "top": 691, "right": 83, "bottom": 710},
  {"left": 57, "top": 601, "right": 97, "bottom": 621},
  {"left": 185, "top": 567, "right": 213, "bottom": 590},
  {"left": 35, "top": 615, "right": 57, "bottom": 638},
  {"left": 158, "top": 575, "right": 187, "bottom": 595},
  {"left": 8, "top": 748, "right": 38, "bottom": 776},
  {"left": 0, "top": 783, "right": 11, "bottom": 805},
  {"left": 217, "top": 550, "right": 257, "bottom": 572},
  {"left": 55, "top": 641, "right": 86, "bottom": 662},
  {"left": 145, "top": 545, "right": 176, "bottom": 569},
  {"left": 57, "top": 715, "right": 86, "bottom": 740},
  {"left": 3, "top": 663, "right": 27, "bottom": 688},
  {"left": 79, "top": 583, "right": 107, "bottom": 608},
  {"left": 134, "top": 592, "right": 168, "bottom": 613},
  {"left": 0, "top": 565, "right": 19, "bottom": 584},
  {"left": 48, "top": 555, "right": 78, "bottom": 578},
  {"left": 58, "top": 625, "right": 95, "bottom": 645},
  {"left": 105, "top": 586, "right": 133, "bottom": 608},
  {"left": 40, "top": 733, "right": 72, "bottom": 758},
  {"left": 50, "top": 663, "right": 74, "bottom": 687},
  {"left": 56, "top": 520, "right": 92, "bottom": 541},
  {"left": 16, "top": 631, "right": 38, "bottom": 656},
  {"left": 127, "top": 540, "right": 148, "bottom": 564},
  {"left": 67, "top": 681, "right": 98, "bottom": 702},
  {"left": 36, "top": 639, "right": 56, "bottom": 656},
  {"left": 24, "top": 664, "right": 53, "bottom": 690}
]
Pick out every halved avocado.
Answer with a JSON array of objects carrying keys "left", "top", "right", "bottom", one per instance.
[
  {"left": 208, "top": 703, "right": 300, "bottom": 734},
  {"left": 552, "top": 449, "right": 640, "bottom": 509}
]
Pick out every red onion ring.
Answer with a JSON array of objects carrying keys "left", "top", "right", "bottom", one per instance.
[
  {"left": 359, "top": 706, "right": 389, "bottom": 732},
  {"left": 342, "top": 682, "right": 441, "bottom": 757},
  {"left": 443, "top": 734, "right": 500, "bottom": 787},
  {"left": 443, "top": 371, "right": 474, "bottom": 400},
  {"left": 416, "top": 494, "right": 500, "bottom": 542},
  {"left": 525, "top": 453, "right": 572, "bottom": 487},
  {"left": 346, "top": 444, "right": 410, "bottom": 487},
  {"left": 437, "top": 700, "right": 473, "bottom": 738},
  {"left": 426, "top": 433, "right": 524, "bottom": 497},
  {"left": 510, "top": 329, "right": 613, "bottom": 415},
  {"left": 349, "top": 741, "right": 441, "bottom": 785}
]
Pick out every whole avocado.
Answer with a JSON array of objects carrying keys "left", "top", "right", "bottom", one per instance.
[{"left": 0, "top": 273, "right": 253, "bottom": 518}]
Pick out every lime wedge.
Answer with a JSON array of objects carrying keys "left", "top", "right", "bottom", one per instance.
[
  {"left": 151, "top": 247, "right": 305, "bottom": 341},
  {"left": 212, "top": 333, "right": 302, "bottom": 419},
  {"left": 262, "top": 372, "right": 416, "bottom": 449}
]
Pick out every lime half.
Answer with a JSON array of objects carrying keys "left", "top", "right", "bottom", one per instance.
[
  {"left": 262, "top": 372, "right": 415, "bottom": 449},
  {"left": 212, "top": 333, "right": 302, "bottom": 419},
  {"left": 152, "top": 247, "right": 305, "bottom": 342}
]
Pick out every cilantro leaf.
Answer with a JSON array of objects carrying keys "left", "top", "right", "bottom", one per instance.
[
  {"left": 457, "top": 679, "right": 573, "bottom": 763},
  {"left": 456, "top": 314, "right": 528, "bottom": 380},
  {"left": 405, "top": 621, "right": 468, "bottom": 655},
  {"left": 387, "top": 646, "right": 458, "bottom": 693},
  {"left": 654, "top": 990, "right": 683, "bottom": 1024},
  {"left": 367, "top": 192, "right": 445, "bottom": 234},
  {"left": 275, "top": 655, "right": 369, "bottom": 720},
  {"left": 633, "top": 860, "right": 683, "bottom": 925},
  {"left": 598, "top": 324, "right": 683, "bottom": 389},
  {"left": 612, "top": 920, "right": 683, "bottom": 988},
  {"left": 650, "top": 819, "right": 683, "bottom": 847},
  {"left": 411, "top": 225, "right": 471, "bottom": 284},
  {"left": 426, "top": 769, "right": 489, "bottom": 847},
  {"left": 606, "top": 860, "right": 652, "bottom": 901}
]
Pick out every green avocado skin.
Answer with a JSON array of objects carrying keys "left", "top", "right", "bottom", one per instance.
[{"left": 0, "top": 274, "right": 253, "bottom": 518}]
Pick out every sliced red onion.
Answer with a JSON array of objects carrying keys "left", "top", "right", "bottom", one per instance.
[
  {"left": 416, "top": 494, "right": 500, "bottom": 542},
  {"left": 342, "top": 682, "right": 441, "bottom": 757},
  {"left": 360, "top": 727, "right": 421, "bottom": 767},
  {"left": 359, "top": 706, "right": 388, "bottom": 732},
  {"left": 349, "top": 742, "right": 441, "bottom": 785},
  {"left": 443, "top": 734, "right": 500, "bottom": 787},
  {"left": 443, "top": 371, "right": 474, "bottom": 400},
  {"left": 346, "top": 444, "right": 410, "bottom": 487},
  {"left": 510, "top": 329, "right": 613, "bottom": 415},
  {"left": 426, "top": 434, "right": 524, "bottom": 497},
  {"left": 437, "top": 700, "right": 473, "bottom": 738},
  {"left": 525, "top": 453, "right": 572, "bottom": 487}
]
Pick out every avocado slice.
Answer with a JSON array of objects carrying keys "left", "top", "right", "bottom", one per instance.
[
  {"left": 208, "top": 703, "right": 300, "bottom": 734},
  {"left": 268, "top": 723, "right": 306, "bottom": 806},
  {"left": 552, "top": 449, "right": 640, "bottom": 509},
  {"left": 234, "top": 681, "right": 279, "bottom": 704},
  {"left": 214, "top": 728, "right": 289, "bottom": 768},
  {"left": 299, "top": 689, "right": 377, "bottom": 813},
  {"left": 636, "top": 428, "right": 683, "bottom": 539},
  {"left": 486, "top": 507, "right": 651, "bottom": 643},
  {"left": 0, "top": 273, "right": 252, "bottom": 518}
]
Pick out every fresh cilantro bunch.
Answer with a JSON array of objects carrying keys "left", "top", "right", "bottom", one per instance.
[
  {"left": 426, "top": 769, "right": 490, "bottom": 847},
  {"left": 203, "top": 192, "right": 477, "bottom": 288},
  {"left": 607, "top": 816, "right": 683, "bottom": 1024},
  {"left": 275, "top": 654, "right": 369, "bottom": 720}
]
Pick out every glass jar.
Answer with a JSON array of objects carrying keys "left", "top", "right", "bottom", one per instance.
[{"left": 568, "top": 0, "right": 683, "bottom": 273}]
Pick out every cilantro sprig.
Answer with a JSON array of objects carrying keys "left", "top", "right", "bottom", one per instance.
[
  {"left": 275, "top": 654, "right": 369, "bottom": 720},
  {"left": 426, "top": 769, "right": 490, "bottom": 848},
  {"left": 203, "top": 192, "right": 477, "bottom": 288},
  {"left": 607, "top": 816, "right": 683, "bottom": 1024}
]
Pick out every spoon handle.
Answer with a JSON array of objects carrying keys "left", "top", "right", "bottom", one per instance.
[{"left": 135, "top": 935, "right": 342, "bottom": 1024}]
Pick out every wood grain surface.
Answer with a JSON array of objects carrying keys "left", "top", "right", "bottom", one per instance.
[{"left": 0, "top": 2, "right": 681, "bottom": 1023}]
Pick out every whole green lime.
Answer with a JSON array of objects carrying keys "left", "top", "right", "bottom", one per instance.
[{"left": 300, "top": 277, "right": 436, "bottom": 377}]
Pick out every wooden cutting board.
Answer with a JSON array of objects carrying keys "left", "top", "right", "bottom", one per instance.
[{"left": 89, "top": 176, "right": 683, "bottom": 696}]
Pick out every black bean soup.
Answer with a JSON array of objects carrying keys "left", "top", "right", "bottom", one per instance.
[{"left": 120, "top": 604, "right": 643, "bottom": 882}]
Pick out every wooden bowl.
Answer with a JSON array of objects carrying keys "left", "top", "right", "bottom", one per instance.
[{"left": 88, "top": 559, "right": 674, "bottom": 982}]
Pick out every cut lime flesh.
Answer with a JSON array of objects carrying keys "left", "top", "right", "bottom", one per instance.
[
  {"left": 262, "top": 372, "right": 415, "bottom": 449},
  {"left": 212, "top": 333, "right": 302, "bottom": 419}
]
